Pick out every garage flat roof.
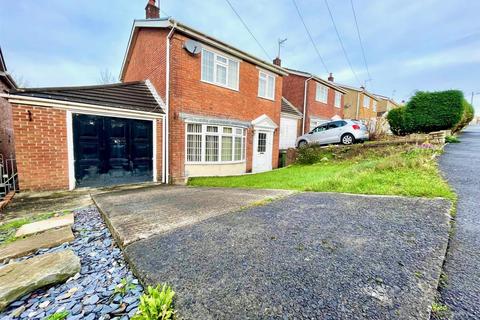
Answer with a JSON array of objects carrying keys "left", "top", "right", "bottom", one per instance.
[{"left": 10, "top": 81, "right": 164, "bottom": 114}]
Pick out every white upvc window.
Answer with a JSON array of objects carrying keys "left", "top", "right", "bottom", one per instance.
[
  {"left": 258, "top": 70, "right": 275, "bottom": 100},
  {"left": 373, "top": 100, "right": 377, "bottom": 112},
  {"left": 201, "top": 48, "right": 239, "bottom": 90},
  {"left": 363, "top": 95, "right": 370, "bottom": 108},
  {"left": 315, "top": 83, "right": 328, "bottom": 103},
  {"left": 186, "top": 123, "right": 246, "bottom": 164},
  {"left": 334, "top": 91, "right": 342, "bottom": 108}
]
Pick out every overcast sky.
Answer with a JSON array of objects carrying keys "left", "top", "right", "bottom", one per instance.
[{"left": 1, "top": 0, "right": 479, "bottom": 114}]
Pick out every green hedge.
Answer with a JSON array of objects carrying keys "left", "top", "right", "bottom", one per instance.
[
  {"left": 387, "top": 90, "right": 467, "bottom": 135},
  {"left": 452, "top": 100, "right": 474, "bottom": 133}
]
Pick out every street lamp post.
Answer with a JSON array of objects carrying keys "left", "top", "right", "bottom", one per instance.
[{"left": 471, "top": 91, "right": 480, "bottom": 106}]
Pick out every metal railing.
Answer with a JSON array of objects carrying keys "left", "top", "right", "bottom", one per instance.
[{"left": 0, "top": 154, "right": 18, "bottom": 199}]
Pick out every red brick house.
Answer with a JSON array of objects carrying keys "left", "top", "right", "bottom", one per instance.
[
  {"left": 121, "top": 1, "right": 287, "bottom": 183},
  {"left": 280, "top": 68, "right": 347, "bottom": 148}
]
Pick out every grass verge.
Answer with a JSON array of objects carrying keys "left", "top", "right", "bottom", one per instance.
[
  {"left": 0, "top": 210, "right": 71, "bottom": 244},
  {"left": 189, "top": 146, "right": 455, "bottom": 200}
]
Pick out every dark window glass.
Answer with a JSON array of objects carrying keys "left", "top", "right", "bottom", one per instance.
[{"left": 257, "top": 133, "right": 267, "bottom": 152}]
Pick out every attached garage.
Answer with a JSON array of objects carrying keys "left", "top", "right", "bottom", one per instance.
[
  {"left": 6, "top": 81, "right": 165, "bottom": 191},
  {"left": 73, "top": 114, "right": 153, "bottom": 188},
  {"left": 279, "top": 97, "right": 302, "bottom": 150}
]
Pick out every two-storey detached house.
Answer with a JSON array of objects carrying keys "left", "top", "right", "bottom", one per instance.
[
  {"left": 336, "top": 83, "right": 379, "bottom": 122},
  {"left": 121, "top": 2, "right": 287, "bottom": 183},
  {"left": 280, "top": 68, "right": 347, "bottom": 149}
]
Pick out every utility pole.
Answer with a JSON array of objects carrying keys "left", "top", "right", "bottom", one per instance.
[{"left": 277, "top": 38, "right": 287, "bottom": 58}]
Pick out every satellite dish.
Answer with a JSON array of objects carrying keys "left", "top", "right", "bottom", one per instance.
[{"left": 184, "top": 39, "right": 201, "bottom": 55}]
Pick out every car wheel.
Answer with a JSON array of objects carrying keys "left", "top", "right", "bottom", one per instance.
[
  {"left": 341, "top": 133, "right": 355, "bottom": 145},
  {"left": 297, "top": 140, "right": 308, "bottom": 148}
]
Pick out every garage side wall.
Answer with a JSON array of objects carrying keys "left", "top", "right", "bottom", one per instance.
[
  {"left": 0, "top": 81, "right": 15, "bottom": 160},
  {"left": 11, "top": 104, "right": 69, "bottom": 191}
]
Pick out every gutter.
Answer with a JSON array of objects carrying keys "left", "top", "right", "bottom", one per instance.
[
  {"left": 302, "top": 76, "right": 314, "bottom": 134},
  {"left": 164, "top": 21, "right": 177, "bottom": 184}
]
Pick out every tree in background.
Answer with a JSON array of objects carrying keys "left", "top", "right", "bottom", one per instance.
[{"left": 98, "top": 69, "right": 117, "bottom": 84}]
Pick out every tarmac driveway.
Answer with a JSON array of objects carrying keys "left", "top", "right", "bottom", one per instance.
[{"left": 95, "top": 187, "right": 451, "bottom": 319}]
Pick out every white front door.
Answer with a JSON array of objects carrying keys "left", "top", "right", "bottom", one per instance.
[
  {"left": 280, "top": 117, "right": 298, "bottom": 149},
  {"left": 252, "top": 130, "right": 273, "bottom": 173}
]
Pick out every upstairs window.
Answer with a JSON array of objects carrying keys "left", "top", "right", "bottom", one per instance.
[
  {"left": 363, "top": 95, "right": 370, "bottom": 108},
  {"left": 315, "top": 84, "right": 328, "bottom": 103},
  {"left": 334, "top": 91, "right": 342, "bottom": 108},
  {"left": 201, "top": 49, "right": 239, "bottom": 90},
  {"left": 258, "top": 71, "right": 275, "bottom": 100}
]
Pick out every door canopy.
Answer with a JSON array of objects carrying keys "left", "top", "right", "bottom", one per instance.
[{"left": 251, "top": 114, "right": 278, "bottom": 132}]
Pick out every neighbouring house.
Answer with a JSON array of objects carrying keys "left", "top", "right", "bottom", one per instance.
[
  {"left": 281, "top": 68, "right": 347, "bottom": 141},
  {"left": 373, "top": 94, "right": 401, "bottom": 117},
  {"left": 336, "top": 83, "right": 379, "bottom": 123},
  {"left": 121, "top": 0, "right": 287, "bottom": 183},
  {"left": 0, "top": 47, "right": 17, "bottom": 162},
  {"left": 3, "top": 81, "right": 165, "bottom": 191}
]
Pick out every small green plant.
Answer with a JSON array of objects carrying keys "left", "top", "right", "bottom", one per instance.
[
  {"left": 132, "top": 284, "right": 176, "bottom": 320},
  {"left": 43, "top": 311, "right": 69, "bottom": 320},
  {"left": 445, "top": 135, "right": 460, "bottom": 143},
  {"left": 439, "top": 272, "right": 449, "bottom": 288},
  {"left": 114, "top": 278, "right": 137, "bottom": 297},
  {"left": 431, "top": 302, "right": 449, "bottom": 316}
]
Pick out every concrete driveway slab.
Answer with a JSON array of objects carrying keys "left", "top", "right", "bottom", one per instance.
[
  {"left": 93, "top": 185, "right": 293, "bottom": 246},
  {"left": 124, "top": 192, "right": 451, "bottom": 319}
]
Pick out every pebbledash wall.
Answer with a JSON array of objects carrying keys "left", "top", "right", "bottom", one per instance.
[
  {"left": 9, "top": 103, "right": 164, "bottom": 191},
  {"left": 123, "top": 28, "right": 283, "bottom": 182}
]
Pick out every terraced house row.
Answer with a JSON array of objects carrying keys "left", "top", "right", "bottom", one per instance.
[{"left": 0, "top": 0, "right": 397, "bottom": 191}]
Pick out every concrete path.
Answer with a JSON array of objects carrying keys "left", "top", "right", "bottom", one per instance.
[
  {"left": 93, "top": 186, "right": 293, "bottom": 246},
  {"left": 98, "top": 185, "right": 451, "bottom": 319},
  {"left": 438, "top": 125, "right": 480, "bottom": 319}
]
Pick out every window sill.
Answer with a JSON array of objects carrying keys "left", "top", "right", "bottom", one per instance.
[
  {"left": 200, "top": 79, "right": 239, "bottom": 92},
  {"left": 186, "top": 160, "right": 246, "bottom": 165},
  {"left": 257, "top": 95, "right": 275, "bottom": 102}
]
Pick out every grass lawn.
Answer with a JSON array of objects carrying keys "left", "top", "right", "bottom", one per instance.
[{"left": 189, "top": 146, "right": 454, "bottom": 200}]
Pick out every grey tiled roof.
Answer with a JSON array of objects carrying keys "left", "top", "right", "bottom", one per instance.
[
  {"left": 11, "top": 81, "right": 164, "bottom": 114},
  {"left": 281, "top": 97, "right": 303, "bottom": 117}
]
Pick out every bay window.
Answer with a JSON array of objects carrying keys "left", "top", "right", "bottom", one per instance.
[
  {"left": 186, "top": 124, "right": 246, "bottom": 163},
  {"left": 201, "top": 48, "right": 239, "bottom": 90},
  {"left": 258, "top": 71, "right": 275, "bottom": 100}
]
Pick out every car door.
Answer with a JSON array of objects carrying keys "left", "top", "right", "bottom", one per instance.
[
  {"left": 326, "top": 121, "right": 347, "bottom": 143},
  {"left": 309, "top": 124, "right": 328, "bottom": 144}
]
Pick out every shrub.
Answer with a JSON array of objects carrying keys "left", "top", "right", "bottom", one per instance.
[
  {"left": 387, "top": 90, "right": 466, "bottom": 135},
  {"left": 296, "top": 145, "right": 321, "bottom": 164},
  {"left": 445, "top": 135, "right": 460, "bottom": 143},
  {"left": 132, "top": 284, "right": 176, "bottom": 320},
  {"left": 43, "top": 311, "right": 69, "bottom": 320},
  {"left": 452, "top": 100, "right": 474, "bottom": 133},
  {"left": 387, "top": 107, "right": 409, "bottom": 136}
]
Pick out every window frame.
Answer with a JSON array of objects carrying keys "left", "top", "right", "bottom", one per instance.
[
  {"left": 363, "top": 95, "right": 370, "bottom": 109},
  {"left": 334, "top": 91, "right": 342, "bottom": 108},
  {"left": 315, "top": 83, "right": 329, "bottom": 103},
  {"left": 200, "top": 48, "right": 240, "bottom": 91},
  {"left": 257, "top": 70, "right": 276, "bottom": 101},
  {"left": 373, "top": 100, "right": 377, "bottom": 112},
  {"left": 185, "top": 123, "right": 247, "bottom": 164}
]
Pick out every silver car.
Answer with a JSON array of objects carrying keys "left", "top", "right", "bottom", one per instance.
[{"left": 296, "top": 120, "right": 369, "bottom": 147}]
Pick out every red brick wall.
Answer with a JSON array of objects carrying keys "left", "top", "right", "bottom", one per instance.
[
  {"left": 11, "top": 104, "right": 69, "bottom": 191},
  {"left": 283, "top": 74, "right": 344, "bottom": 133},
  {"left": 305, "top": 80, "right": 344, "bottom": 132},
  {"left": 0, "top": 81, "right": 15, "bottom": 160},
  {"left": 123, "top": 29, "right": 283, "bottom": 181}
]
